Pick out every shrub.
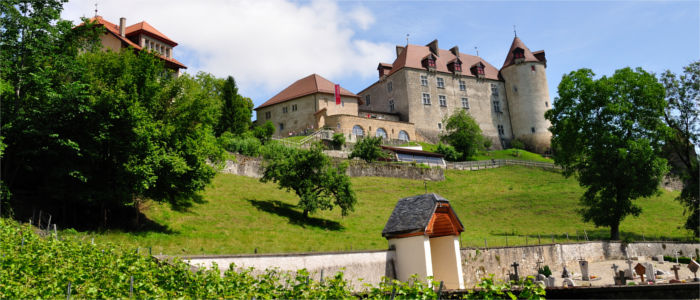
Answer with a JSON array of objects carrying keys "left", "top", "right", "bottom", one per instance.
[
  {"left": 350, "top": 137, "right": 386, "bottom": 162},
  {"left": 253, "top": 121, "right": 275, "bottom": 143},
  {"left": 537, "top": 265, "right": 552, "bottom": 277},
  {"left": 483, "top": 138, "right": 493, "bottom": 150},
  {"left": 510, "top": 139, "right": 525, "bottom": 150},
  {"left": 218, "top": 132, "right": 262, "bottom": 157},
  {"left": 436, "top": 143, "right": 461, "bottom": 161},
  {"left": 331, "top": 133, "right": 346, "bottom": 150}
]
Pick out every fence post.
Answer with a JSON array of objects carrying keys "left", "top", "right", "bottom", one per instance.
[
  {"left": 66, "top": 281, "right": 72, "bottom": 300},
  {"left": 506, "top": 234, "right": 508, "bottom": 247},
  {"left": 583, "top": 230, "right": 589, "bottom": 241},
  {"left": 484, "top": 239, "right": 488, "bottom": 249},
  {"left": 538, "top": 233, "right": 541, "bottom": 245},
  {"left": 129, "top": 276, "right": 134, "bottom": 298}
]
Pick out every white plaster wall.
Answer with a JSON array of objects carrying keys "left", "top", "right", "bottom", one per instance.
[
  {"left": 430, "top": 235, "right": 465, "bottom": 289},
  {"left": 389, "top": 235, "right": 433, "bottom": 283}
]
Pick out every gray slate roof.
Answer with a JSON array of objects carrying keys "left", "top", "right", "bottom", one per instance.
[{"left": 382, "top": 193, "right": 456, "bottom": 238}]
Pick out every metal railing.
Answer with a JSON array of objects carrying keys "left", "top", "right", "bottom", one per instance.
[
  {"left": 446, "top": 159, "right": 561, "bottom": 171},
  {"left": 271, "top": 129, "right": 334, "bottom": 149}
]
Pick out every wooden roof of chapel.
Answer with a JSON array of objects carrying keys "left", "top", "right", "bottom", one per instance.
[{"left": 382, "top": 193, "right": 464, "bottom": 239}]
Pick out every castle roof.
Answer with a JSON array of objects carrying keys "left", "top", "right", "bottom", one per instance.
[
  {"left": 125, "top": 21, "right": 178, "bottom": 46},
  {"left": 501, "top": 36, "right": 542, "bottom": 69},
  {"left": 382, "top": 193, "right": 464, "bottom": 239},
  {"left": 79, "top": 16, "right": 186, "bottom": 69},
  {"left": 383, "top": 42, "right": 500, "bottom": 80},
  {"left": 256, "top": 74, "right": 360, "bottom": 110}
]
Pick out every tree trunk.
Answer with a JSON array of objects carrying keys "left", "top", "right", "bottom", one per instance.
[
  {"left": 303, "top": 209, "right": 309, "bottom": 218},
  {"left": 610, "top": 222, "right": 620, "bottom": 240}
]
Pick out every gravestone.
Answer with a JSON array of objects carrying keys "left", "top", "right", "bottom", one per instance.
[
  {"left": 614, "top": 270, "right": 626, "bottom": 286},
  {"left": 688, "top": 259, "right": 700, "bottom": 282},
  {"left": 562, "top": 278, "right": 575, "bottom": 287},
  {"left": 670, "top": 264, "right": 681, "bottom": 283},
  {"left": 634, "top": 263, "right": 646, "bottom": 283},
  {"left": 561, "top": 266, "right": 571, "bottom": 278},
  {"left": 625, "top": 259, "right": 635, "bottom": 279},
  {"left": 611, "top": 263, "right": 619, "bottom": 276},
  {"left": 655, "top": 255, "right": 665, "bottom": 264},
  {"left": 644, "top": 262, "right": 655, "bottom": 283},
  {"left": 547, "top": 275, "right": 555, "bottom": 287},
  {"left": 579, "top": 260, "right": 589, "bottom": 281},
  {"left": 536, "top": 274, "right": 546, "bottom": 282},
  {"left": 535, "top": 280, "right": 546, "bottom": 288},
  {"left": 509, "top": 262, "right": 520, "bottom": 282}
]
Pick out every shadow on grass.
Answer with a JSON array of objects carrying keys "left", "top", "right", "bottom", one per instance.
[
  {"left": 247, "top": 199, "right": 344, "bottom": 231},
  {"left": 168, "top": 193, "right": 207, "bottom": 212}
]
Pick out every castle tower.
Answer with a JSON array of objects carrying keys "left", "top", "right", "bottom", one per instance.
[{"left": 500, "top": 37, "right": 552, "bottom": 153}]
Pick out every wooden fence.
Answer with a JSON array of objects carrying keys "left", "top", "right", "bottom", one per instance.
[{"left": 445, "top": 159, "right": 561, "bottom": 171}]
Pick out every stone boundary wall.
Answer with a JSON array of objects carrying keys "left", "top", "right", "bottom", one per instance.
[
  {"left": 219, "top": 154, "right": 444, "bottom": 181},
  {"left": 178, "top": 242, "right": 699, "bottom": 289}
]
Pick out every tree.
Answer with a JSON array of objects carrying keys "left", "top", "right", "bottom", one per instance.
[
  {"left": 660, "top": 61, "right": 699, "bottom": 236},
  {"left": 545, "top": 67, "right": 669, "bottom": 240},
  {"left": 349, "top": 136, "right": 386, "bottom": 162},
  {"left": 253, "top": 121, "right": 275, "bottom": 143},
  {"left": 261, "top": 144, "right": 356, "bottom": 218},
  {"left": 436, "top": 143, "right": 460, "bottom": 161},
  {"left": 440, "top": 110, "right": 484, "bottom": 160},
  {"left": 217, "top": 76, "right": 253, "bottom": 136},
  {"left": 331, "top": 133, "right": 346, "bottom": 150}
]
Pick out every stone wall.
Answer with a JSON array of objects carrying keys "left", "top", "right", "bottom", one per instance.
[
  {"left": 220, "top": 154, "right": 445, "bottom": 181},
  {"left": 179, "top": 242, "right": 700, "bottom": 290}
]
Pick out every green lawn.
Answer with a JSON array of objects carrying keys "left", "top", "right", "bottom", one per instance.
[
  {"left": 397, "top": 141, "right": 553, "bottom": 163},
  {"left": 71, "top": 166, "right": 694, "bottom": 255}
]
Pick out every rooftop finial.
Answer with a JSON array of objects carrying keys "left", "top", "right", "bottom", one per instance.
[
  {"left": 94, "top": 2, "right": 98, "bottom": 17},
  {"left": 474, "top": 46, "right": 479, "bottom": 57},
  {"left": 513, "top": 25, "right": 517, "bottom": 37},
  {"left": 406, "top": 33, "right": 410, "bottom": 45}
]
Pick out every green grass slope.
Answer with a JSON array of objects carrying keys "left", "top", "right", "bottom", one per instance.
[{"left": 77, "top": 166, "right": 693, "bottom": 255}]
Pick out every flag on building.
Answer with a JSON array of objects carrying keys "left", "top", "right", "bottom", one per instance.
[{"left": 335, "top": 84, "right": 341, "bottom": 105}]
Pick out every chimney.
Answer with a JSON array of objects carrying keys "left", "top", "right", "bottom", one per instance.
[
  {"left": 450, "top": 46, "right": 459, "bottom": 56},
  {"left": 119, "top": 17, "right": 126, "bottom": 37},
  {"left": 426, "top": 39, "right": 438, "bottom": 56},
  {"left": 396, "top": 46, "right": 405, "bottom": 58}
]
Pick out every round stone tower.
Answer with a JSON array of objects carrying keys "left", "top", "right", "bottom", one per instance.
[{"left": 500, "top": 36, "right": 552, "bottom": 153}]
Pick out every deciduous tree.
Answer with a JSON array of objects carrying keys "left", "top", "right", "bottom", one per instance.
[
  {"left": 261, "top": 144, "right": 356, "bottom": 218},
  {"left": 349, "top": 136, "right": 386, "bottom": 162},
  {"left": 660, "top": 61, "right": 699, "bottom": 236},
  {"left": 546, "top": 67, "right": 669, "bottom": 240},
  {"left": 440, "top": 110, "right": 484, "bottom": 160}
]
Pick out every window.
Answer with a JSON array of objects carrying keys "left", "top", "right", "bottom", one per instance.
[
  {"left": 279, "top": 123, "right": 285, "bottom": 131},
  {"left": 513, "top": 48, "right": 525, "bottom": 59},
  {"left": 497, "top": 125, "right": 504, "bottom": 136},
  {"left": 422, "top": 93, "right": 431, "bottom": 105},
  {"left": 365, "top": 95, "right": 371, "bottom": 105},
  {"left": 459, "top": 80, "right": 466, "bottom": 91},
  {"left": 531, "top": 127, "right": 536, "bottom": 133},
  {"left": 387, "top": 81, "right": 393, "bottom": 93},
  {"left": 436, "top": 77, "right": 445, "bottom": 88},
  {"left": 438, "top": 122, "right": 442, "bottom": 130},
  {"left": 439, "top": 95, "right": 447, "bottom": 107},
  {"left": 420, "top": 75, "right": 428, "bottom": 86},
  {"left": 513, "top": 85, "right": 518, "bottom": 93},
  {"left": 461, "top": 98, "right": 469, "bottom": 109},
  {"left": 389, "top": 99, "right": 395, "bottom": 112},
  {"left": 545, "top": 101, "right": 549, "bottom": 108},
  {"left": 398, "top": 130, "right": 410, "bottom": 142},
  {"left": 352, "top": 125, "right": 364, "bottom": 136},
  {"left": 531, "top": 65, "right": 536, "bottom": 72},
  {"left": 282, "top": 106, "right": 288, "bottom": 113},
  {"left": 265, "top": 111, "right": 271, "bottom": 119},
  {"left": 376, "top": 128, "right": 387, "bottom": 139},
  {"left": 291, "top": 104, "right": 298, "bottom": 111},
  {"left": 337, "top": 123, "right": 341, "bottom": 129},
  {"left": 491, "top": 84, "right": 499, "bottom": 97},
  {"left": 493, "top": 101, "right": 501, "bottom": 113}
]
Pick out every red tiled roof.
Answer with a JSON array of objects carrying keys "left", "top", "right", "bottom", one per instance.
[
  {"left": 256, "top": 74, "right": 359, "bottom": 110},
  {"left": 501, "top": 37, "right": 540, "bottom": 69},
  {"left": 125, "top": 21, "right": 177, "bottom": 46},
  {"left": 78, "top": 16, "right": 186, "bottom": 69},
  {"left": 386, "top": 43, "right": 500, "bottom": 80}
]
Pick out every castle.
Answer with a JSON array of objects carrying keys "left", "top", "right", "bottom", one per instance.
[{"left": 256, "top": 36, "right": 552, "bottom": 153}]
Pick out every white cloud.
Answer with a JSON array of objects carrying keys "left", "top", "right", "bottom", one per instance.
[{"left": 61, "top": 0, "right": 393, "bottom": 102}]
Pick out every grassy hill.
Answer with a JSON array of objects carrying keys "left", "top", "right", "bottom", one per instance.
[{"left": 72, "top": 166, "right": 693, "bottom": 255}]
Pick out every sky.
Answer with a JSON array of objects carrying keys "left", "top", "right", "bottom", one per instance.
[{"left": 61, "top": 0, "right": 700, "bottom": 115}]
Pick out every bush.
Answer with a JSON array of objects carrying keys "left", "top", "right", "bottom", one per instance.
[
  {"left": 217, "top": 132, "right": 262, "bottom": 157},
  {"left": 466, "top": 275, "right": 545, "bottom": 300},
  {"left": 510, "top": 139, "right": 525, "bottom": 150},
  {"left": 331, "top": 133, "right": 346, "bottom": 150},
  {"left": 436, "top": 143, "right": 461, "bottom": 161},
  {"left": 537, "top": 265, "right": 552, "bottom": 277},
  {"left": 350, "top": 137, "right": 386, "bottom": 162},
  {"left": 253, "top": 121, "right": 275, "bottom": 143},
  {"left": 483, "top": 138, "right": 493, "bottom": 150}
]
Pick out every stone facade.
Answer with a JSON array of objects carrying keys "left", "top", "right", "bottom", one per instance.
[{"left": 322, "top": 113, "right": 415, "bottom": 143}]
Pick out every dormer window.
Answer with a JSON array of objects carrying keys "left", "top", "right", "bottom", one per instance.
[
  {"left": 513, "top": 48, "right": 525, "bottom": 64},
  {"left": 422, "top": 54, "right": 437, "bottom": 71},
  {"left": 448, "top": 58, "right": 462, "bottom": 74},
  {"left": 470, "top": 62, "right": 485, "bottom": 78}
]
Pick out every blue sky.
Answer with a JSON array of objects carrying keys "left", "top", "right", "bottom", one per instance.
[{"left": 63, "top": 0, "right": 699, "bottom": 113}]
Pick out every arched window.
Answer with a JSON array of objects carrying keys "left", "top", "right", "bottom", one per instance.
[
  {"left": 398, "top": 130, "right": 409, "bottom": 142},
  {"left": 352, "top": 125, "right": 364, "bottom": 136},
  {"left": 375, "top": 128, "right": 387, "bottom": 139}
]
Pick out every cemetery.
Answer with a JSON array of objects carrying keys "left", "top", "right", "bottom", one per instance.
[{"left": 184, "top": 193, "right": 700, "bottom": 298}]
